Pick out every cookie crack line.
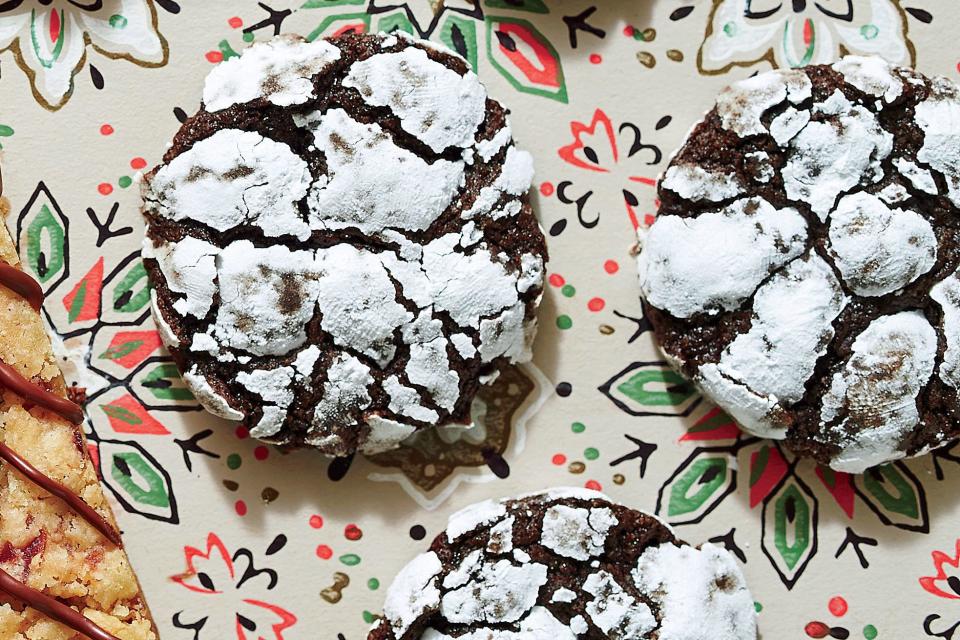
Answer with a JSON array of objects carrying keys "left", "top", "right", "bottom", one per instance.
[
  {"left": 640, "top": 56, "right": 960, "bottom": 472},
  {"left": 142, "top": 32, "right": 545, "bottom": 455},
  {"left": 0, "top": 261, "right": 125, "bottom": 640}
]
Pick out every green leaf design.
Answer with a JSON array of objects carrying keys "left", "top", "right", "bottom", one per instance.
[
  {"left": 97, "top": 439, "right": 178, "bottom": 523},
  {"left": 668, "top": 457, "right": 727, "bottom": 517},
  {"left": 616, "top": 369, "right": 692, "bottom": 406},
  {"left": 66, "top": 279, "right": 87, "bottom": 322},
  {"left": 101, "top": 404, "right": 143, "bottom": 426},
  {"left": 750, "top": 445, "right": 770, "bottom": 488},
  {"left": 377, "top": 12, "right": 415, "bottom": 35},
  {"left": 485, "top": 0, "right": 548, "bottom": 13},
  {"left": 774, "top": 484, "right": 811, "bottom": 570},
  {"left": 486, "top": 16, "right": 567, "bottom": 103},
  {"left": 111, "top": 261, "right": 150, "bottom": 313},
  {"left": 142, "top": 364, "right": 195, "bottom": 401},
  {"left": 111, "top": 452, "right": 169, "bottom": 508},
  {"left": 302, "top": 0, "right": 364, "bottom": 7},
  {"left": 306, "top": 12, "right": 371, "bottom": 41},
  {"left": 100, "top": 339, "right": 144, "bottom": 361},
  {"left": 439, "top": 14, "right": 479, "bottom": 69},
  {"left": 761, "top": 476, "right": 818, "bottom": 589},
  {"left": 26, "top": 203, "right": 65, "bottom": 283},
  {"left": 855, "top": 462, "right": 928, "bottom": 532}
]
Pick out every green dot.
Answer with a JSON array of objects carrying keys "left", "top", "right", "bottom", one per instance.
[
  {"left": 109, "top": 14, "right": 128, "bottom": 29},
  {"left": 556, "top": 315, "right": 573, "bottom": 330},
  {"left": 584, "top": 447, "right": 599, "bottom": 460},
  {"left": 243, "top": 31, "right": 255, "bottom": 43},
  {"left": 362, "top": 611, "right": 376, "bottom": 624},
  {"left": 860, "top": 23, "right": 879, "bottom": 40},
  {"left": 863, "top": 625, "right": 877, "bottom": 639},
  {"left": 561, "top": 284, "right": 576, "bottom": 298},
  {"left": 340, "top": 553, "right": 361, "bottom": 566},
  {"left": 118, "top": 175, "right": 133, "bottom": 189},
  {"left": 0, "top": 125, "right": 13, "bottom": 137},
  {"left": 367, "top": 577, "right": 380, "bottom": 591},
  {"left": 723, "top": 21, "right": 737, "bottom": 37},
  {"left": 571, "top": 421, "right": 586, "bottom": 434},
  {"left": 754, "top": 602, "right": 762, "bottom": 613},
  {"left": 226, "top": 453, "right": 242, "bottom": 470}
]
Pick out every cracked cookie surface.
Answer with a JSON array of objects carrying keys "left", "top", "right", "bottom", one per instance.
[
  {"left": 638, "top": 56, "right": 960, "bottom": 472},
  {"left": 368, "top": 489, "right": 756, "bottom": 640},
  {"left": 142, "top": 33, "right": 546, "bottom": 456}
]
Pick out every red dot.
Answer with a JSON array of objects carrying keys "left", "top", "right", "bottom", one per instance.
[
  {"left": 589, "top": 54, "right": 602, "bottom": 65},
  {"left": 585, "top": 480, "right": 602, "bottom": 491},
  {"left": 551, "top": 453, "right": 567, "bottom": 466},
  {"left": 643, "top": 213, "right": 656, "bottom": 226},
  {"left": 97, "top": 183, "right": 113, "bottom": 196},
  {"left": 587, "top": 297, "right": 605, "bottom": 312},
  {"left": 235, "top": 425, "right": 249, "bottom": 439},
  {"left": 548, "top": 274, "right": 565, "bottom": 288},
  {"left": 99, "top": 124, "right": 114, "bottom": 136},
  {"left": 539, "top": 181, "right": 555, "bottom": 197},
  {"left": 228, "top": 16, "right": 243, "bottom": 28},
  {"left": 623, "top": 25, "right": 635, "bottom": 37},
  {"left": 205, "top": 51, "right": 224, "bottom": 63},
  {"left": 235, "top": 500, "right": 247, "bottom": 516},
  {"left": 604, "top": 260, "right": 620, "bottom": 274},
  {"left": 309, "top": 514, "right": 324, "bottom": 529},
  {"left": 316, "top": 544, "right": 333, "bottom": 560},
  {"left": 130, "top": 157, "right": 147, "bottom": 170},
  {"left": 254, "top": 446, "right": 269, "bottom": 461},
  {"left": 804, "top": 621, "right": 829, "bottom": 638},
  {"left": 344, "top": 524, "right": 363, "bottom": 541},
  {"left": 828, "top": 597, "right": 848, "bottom": 617}
]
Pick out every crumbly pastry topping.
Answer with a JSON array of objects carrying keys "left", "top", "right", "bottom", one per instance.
[
  {"left": 142, "top": 33, "right": 546, "bottom": 456},
  {"left": 639, "top": 56, "right": 960, "bottom": 472},
  {"left": 0, "top": 225, "right": 156, "bottom": 639},
  {"left": 369, "top": 490, "right": 757, "bottom": 640}
]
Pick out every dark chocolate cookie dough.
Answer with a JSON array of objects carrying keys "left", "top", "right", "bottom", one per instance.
[
  {"left": 638, "top": 56, "right": 960, "bottom": 472},
  {"left": 369, "top": 489, "right": 756, "bottom": 640},
  {"left": 141, "top": 33, "right": 546, "bottom": 456}
]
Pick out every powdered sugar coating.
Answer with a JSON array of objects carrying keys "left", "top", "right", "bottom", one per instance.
[
  {"left": 819, "top": 311, "right": 937, "bottom": 472},
  {"left": 697, "top": 254, "right": 847, "bottom": 438},
  {"left": 371, "top": 490, "right": 756, "bottom": 640},
  {"left": 633, "top": 543, "right": 756, "bottom": 640},
  {"left": 915, "top": 77, "right": 960, "bottom": 207},
  {"left": 203, "top": 35, "right": 341, "bottom": 112},
  {"left": 640, "top": 56, "right": 960, "bottom": 471},
  {"left": 638, "top": 197, "right": 807, "bottom": 318},
  {"left": 827, "top": 192, "right": 936, "bottom": 297},
  {"left": 343, "top": 46, "right": 487, "bottom": 153},
  {"left": 143, "top": 33, "right": 544, "bottom": 456}
]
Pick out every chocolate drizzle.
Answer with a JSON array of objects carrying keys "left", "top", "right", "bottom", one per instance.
[
  {"left": 0, "top": 363, "right": 84, "bottom": 424},
  {"left": 0, "top": 443, "right": 120, "bottom": 545},
  {"left": 0, "top": 567, "right": 120, "bottom": 640},
  {"left": 0, "top": 262, "right": 43, "bottom": 310},
  {"left": 0, "top": 259, "right": 122, "bottom": 640}
]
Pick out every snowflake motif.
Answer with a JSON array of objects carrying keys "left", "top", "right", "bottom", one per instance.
[
  {"left": 0, "top": 0, "right": 168, "bottom": 109},
  {"left": 698, "top": 0, "right": 915, "bottom": 74},
  {"left": 171, "top": 533, "right": 295, "bottom": 640}
]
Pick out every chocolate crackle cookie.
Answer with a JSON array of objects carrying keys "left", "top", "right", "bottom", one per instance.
[
  {"left": 141, "top": 33, "right": 546, "bottom": 456},
  {"left": 369, "top": 489, "right": 757, "bottom": 640},
  {"left": 638, "top": 56, "right": 960, "bottom": 473}
]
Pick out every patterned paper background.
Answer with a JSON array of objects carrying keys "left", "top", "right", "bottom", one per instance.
[{"left": 1, "top": 1, "right": 959, "bottom": 638}]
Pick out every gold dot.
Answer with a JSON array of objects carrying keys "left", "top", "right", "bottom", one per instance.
[
  {"left": 261, "top": 487, "right": 279, "bottom": 503},
  {"left": 667, "top": 49, "right": 684, "bottom": 62},
  {"left": 222, "top": 480, "right": 239, "bottom": 492},
  {"left": 613, "top": 474, "right": 626, "bottom": 485},
  {"left": 599, "top": 324, "right": 615, "bottom": 335},
  {"left": 637, "top": 51, "right": 656, "bottom": 68},
  {"left": 641, "top": 27, "right": 657, "bottom": 41},
  {"left": 569, "top": 461, "right": 586, "bottom": 474}
]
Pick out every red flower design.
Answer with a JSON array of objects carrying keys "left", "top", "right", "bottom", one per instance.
[
  {"left": 920, "top": 538, "right": 960, "bottom": 600},
  {"left": 171, "top": 533, "right": 296, "bottom": 639},
  {"left": 556, "top": 108, "right": 660, "bottom": 230}
]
